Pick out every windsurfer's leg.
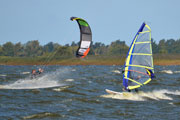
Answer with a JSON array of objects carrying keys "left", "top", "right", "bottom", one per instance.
[
  {"left": 122, "top": 87, "right": 131, "bottom": 92},
  {"left": 122, "top": 87, "right": 126, "bottom": 91},
  {"left": 128, "top": 89, "right": 131, "bottom": 92},
  {"left": 135, "top": 88, "right": 138, "bottom": 93}
]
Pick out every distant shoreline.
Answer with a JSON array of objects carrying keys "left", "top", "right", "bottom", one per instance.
[{"left": 0, "top": 55, "right": 180, "bottom": 66}]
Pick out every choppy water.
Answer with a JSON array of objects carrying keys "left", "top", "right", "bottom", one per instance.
[{"left": 0, "top": 65, "right": 180, "bottom": 120}]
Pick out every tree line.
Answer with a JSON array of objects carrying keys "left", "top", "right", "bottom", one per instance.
[{"left": 0, "top": 38, "right": 179, "bottom": 57}]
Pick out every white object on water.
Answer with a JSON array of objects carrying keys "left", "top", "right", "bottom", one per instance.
[
  {"left": 0, "top": 74, "right": 6, "bottom": 76},
  {"left": 21, "top": 72, "right": 30, "bottom": 74},
  {"left": 0, "top": 67, "right": 71, "bottom": 89},
  {"left": 161, "top": 70, "right": 173, "bottom": 74},
  {"left": 65, "top": 79, "right": 74, "bottom": 82},
  {"left": 112, "top": 70, "right": 121, "bottom": 74},
  {"left": 102, "top": 89, "right": 178, "bottom": 101},
  {"left": 174, "top": 71, "right": 180, "bottom": 73}
]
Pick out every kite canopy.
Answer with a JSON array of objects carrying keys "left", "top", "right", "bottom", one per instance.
[
  {"left": 70, "top": 17, "right": 92, "bottom": 58},
  {"left": 123, "top": 23, "right": 155, "bottom": 90}
]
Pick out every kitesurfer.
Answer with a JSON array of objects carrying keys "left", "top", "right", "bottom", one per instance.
[
  {"left": 31, "top": 68, "right": 43, "bottom": 79},
  {"left": 31, "top": 69, "right": 37, "bottom": 79},
  {"left": 36, "top": 68, "right": 44, "bottom": 74}
]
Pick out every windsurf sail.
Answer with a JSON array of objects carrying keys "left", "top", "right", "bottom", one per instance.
[
  {"left": 70, "top": 17, "right": 92, "bottom": 58},
  {"left": 123, "top": 23, "right": 154, "bottom": 90}
]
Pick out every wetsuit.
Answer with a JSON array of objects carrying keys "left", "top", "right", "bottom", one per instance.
[{"left": 36, "top": 70, "right": 42, "bottom": 74}]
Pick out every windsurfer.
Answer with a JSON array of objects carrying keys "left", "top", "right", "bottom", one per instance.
[
  {"left": 134, "top": 75, "right": 141, "bottom": 93},
  {"left": 122, "top": 87, "right": 138, "bottom": 93},
  {"left": 122, "top": 87, "right": 131, "bottom": 92},
  {"left": 122, "top": 75, "right": 141, "bottom": 93}
]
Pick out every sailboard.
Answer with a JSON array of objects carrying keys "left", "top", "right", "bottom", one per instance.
[
  {"left": 70, "top": 17, "right": 92, "bottom": 58},
  {"left": 105, "top": 89, "right": 123, "bottom": 95},
  {"left": 105, "top": 89, "right": 134, "bottom": 97},
  {"left": 106, "top": 22, "right": 155, "bottom": 94}
]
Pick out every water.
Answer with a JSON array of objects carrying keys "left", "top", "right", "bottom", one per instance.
[{"left": 0, "top": 65, "right": 180, "bottom": 120}]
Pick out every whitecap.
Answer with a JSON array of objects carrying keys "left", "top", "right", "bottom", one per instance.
[
  {"left": 53, "top": 86, "right": 69, "bottom": 92},
  {"left": 0, "top": 67, "right": 72, "bottom": 89},
  {"left": 65, "top": 79, "right": 74, "bottom": 82},
  {"left": 101, "top": 89, "right": 180, "bottom": 101},
  {"left": 21, "top": 72, "right": 30, "bottom": 74},
  {"left": 0, "top": 74, "right": 6, "bottom": 77},
  {"left": 174, "top": 71, "right": 180, "bottom": 73},
  {"left": 160, "top": 70, "right": 173, "bottom": 74},
  {"left": 112, "top": 70, "right": 121, "bottom": 74}
]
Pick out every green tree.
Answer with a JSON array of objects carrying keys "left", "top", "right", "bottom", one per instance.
[
  {"left": 108, "top": 40, "right": 129, "bottom": 55},
  {"left": 0, "top": 46, "right": 3, "bottom": 56},
  {"left": 165, "top": 39, "right": 177, "bottom": 53},
  {"left": 152, "top": 38, "right": 159, "bottom": 54},
  {"left": 54, "top": 46, "right": 73, "bottom": 57},
  {"left": 24, "top": 40, "right": 43, "bottom": 57},
  {"left": 71, "top": 41, "right": 78, "bottom": 46},
  {"left": 174, "top": 39, "right": 180, "bottom": 53},
  {"left": 43, "top": 42, "right": 54, "bottom": 53},
  {"left": 2, "top": 42, "right": 14, "bottom": 56},
  {"left": 158, "top": 39, "right": 168, "bottom": 54},
  {"left": 92, "top": 42, "right": 108, "bottom": 55},
  {"left": 14, "top": 42, "right": 24, "bottom": 56}
]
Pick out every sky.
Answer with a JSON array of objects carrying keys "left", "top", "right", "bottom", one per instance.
[{"left": 0, "top": 0, "right": 180, "bottom": 46}]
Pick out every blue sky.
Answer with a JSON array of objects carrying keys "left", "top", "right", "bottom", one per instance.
[{"left": 0, "top": 0, "right": 180, "bottom": 46}]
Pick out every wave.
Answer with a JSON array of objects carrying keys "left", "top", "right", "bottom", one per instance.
[
  {"left": 0, "top": 74, "right": 7, "bottom": 77},
  {"left": 174, "top": 71, "right": 180, "bottom": 73},
  {"left": 0, "top": 68, "right": 71, "bottom": 89},
  {"left": 71, "top": 69, "right": 76, "bottom": 71},
  {"left": 101, "top": 89, "right": 180, "bottom": 101},
  {"left": 23, "top": 112, "right": 61, "bottom": 119},
  {"left": 21, "top": 72, "right": 30, "bottom": 74},
  {"left": 53, "top": 86, "right": 70, "bottom": 92},
  {"left": 160, "top": 70, "right": 173, "bottom": 74},
  {"left": 65, "top": 79, "right": 74, "bottom": 82},
  {"left": 112, "top": 70, "right": 121, "bottom": 74}
]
